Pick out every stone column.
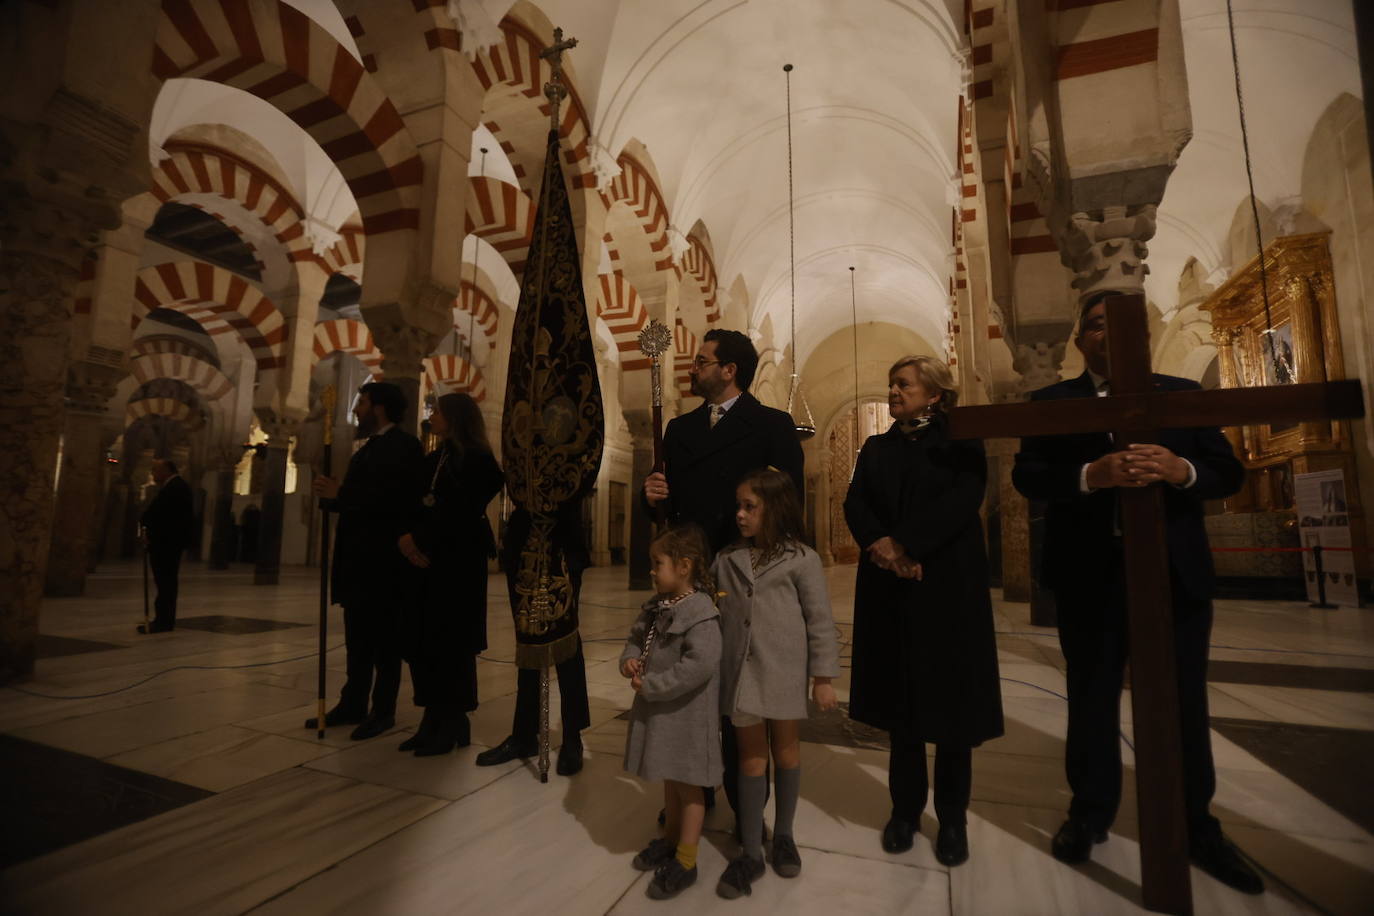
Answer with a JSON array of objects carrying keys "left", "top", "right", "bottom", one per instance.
[
  {"left": 988, "top": 437, "right": 1030, "bottom": 602},
  {"left": 625, "top": 409, "right": 654, "bottom": 591},
  {"left": 370, "top": 319, "right": 441, "bottom": 438},
  {"left": 253, "top": 411, "right": 297, "bottom": 586},
  {"left": 207, "top": 445, "right": 240, "bottom": 570},
  {"left": 45, "top": 361, "right": 123, "bottom": 596}
]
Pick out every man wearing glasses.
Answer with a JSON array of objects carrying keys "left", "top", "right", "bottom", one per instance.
[{"left": 644, "top": 328, "right": 804, "bottom": 836}]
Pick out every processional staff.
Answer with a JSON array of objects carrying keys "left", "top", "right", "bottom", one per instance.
[
  {"left": 638, "top": 319, "right": 673, "bottom": 528},
  {"left": 316, "top": 385, "right": 336, "bottom": 740}
]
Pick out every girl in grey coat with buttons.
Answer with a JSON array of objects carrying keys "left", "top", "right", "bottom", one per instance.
[
  {"left": 620, "top": 525, "right": 722, "bottom": 901},
  {"left": 711, "top": 467, "right": 840, "bottom": 899}
]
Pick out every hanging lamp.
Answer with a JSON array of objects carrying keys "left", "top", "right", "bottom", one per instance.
[{"left": 782, "top": 63, "right": 816, "bottom": 439}]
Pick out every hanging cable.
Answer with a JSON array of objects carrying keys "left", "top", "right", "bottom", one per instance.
[
  {"left": 849, "top": 265, "right": 860, "bottom": 444},
  {"left": 1225, "top": 0, "right": 1282, "bottom": 383},
  {"left": 783, "top": 63, "right": 814, "bottom": 436}
]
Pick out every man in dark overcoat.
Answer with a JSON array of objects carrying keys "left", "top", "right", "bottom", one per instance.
[
  {"left": 642, "top": 327, "right": 804, "bottom": 829},
  {"left": 138, "top": 459, "right": 195, "bottom": 634},
  {"left": 1012, "top": 295, "right": 1263, "bottom": 895},
  {"left": 311, "top": 382, "right": 423, "bottom": 741}
]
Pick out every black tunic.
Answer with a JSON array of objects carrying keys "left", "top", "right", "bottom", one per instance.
[
  {"left": 843, "top": 418, "right": 1004, "bottom": 746},
  {"left": 403, "top": 444, "right": 504, "bottom": 663}
]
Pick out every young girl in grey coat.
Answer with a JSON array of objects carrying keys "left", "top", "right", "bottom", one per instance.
[
  {"left": 712, "top": 467, "right": 840, "bottom": 899},
  {"left": 620, "top": 524, "right": 722, "bottom": 901}
]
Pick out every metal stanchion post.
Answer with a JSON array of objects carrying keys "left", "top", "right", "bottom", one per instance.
[{"left": 1310, "top": 545, "right": 1336, "bottom": 609}]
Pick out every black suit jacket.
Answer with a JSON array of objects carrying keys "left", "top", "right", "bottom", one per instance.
[
  {"left": 1011, "top": 372, "right": 1244, "bottom": 603},
  {"left": 326, "top": 426, "right": 424, "bottom": 607},
  {"left": 141, "top": 475, "right": 194, "bottom": 551},
  {"left": 657, "top": 391, "right": 804, "bottom": 552}
]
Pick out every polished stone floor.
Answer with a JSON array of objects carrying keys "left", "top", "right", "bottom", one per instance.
[{"left": 1, "top": 561, "right": 1372, "bottom": 915}]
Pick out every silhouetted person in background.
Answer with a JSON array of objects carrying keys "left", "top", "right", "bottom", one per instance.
[{"left": 138, "top": 459, "right": 194, "bottom": 634}]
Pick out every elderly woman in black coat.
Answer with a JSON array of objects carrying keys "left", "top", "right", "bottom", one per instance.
[
  {"left": 396, "top": 393, "right": 504, "bottom": 756},
  {"left": 844, "top": 355, "right": 1003, "bottom": 867}
]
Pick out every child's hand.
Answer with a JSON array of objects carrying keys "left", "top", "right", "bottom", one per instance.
[
  {"left": 620, "top": 658, "right": 642, "bottom": 679},
  {"left": 631, "top": 674, "right": 644, "bottom": 693},
  {"left": 812, "top": 678, "right": 838, "bottom": 712}
]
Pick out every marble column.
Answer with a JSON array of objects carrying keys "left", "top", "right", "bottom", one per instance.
[
  {"left": 625, "top": 409, "right": 654, "bottom": 591},
  {"left": 989, "top": 437, "right": 1031, "bottom": 603},
  {"left": 253, "top": 412, "right": 296, "bottom": 586},
  {"left": 207, "top": 446, "right": 240, "bottom": 571},
  {"left": 45, "top": 361, "right": 123, "bottom": 596}
]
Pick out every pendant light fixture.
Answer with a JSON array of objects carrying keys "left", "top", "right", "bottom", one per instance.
[{"left": 782, "top": 63, "right": 815, "bottom": 439}]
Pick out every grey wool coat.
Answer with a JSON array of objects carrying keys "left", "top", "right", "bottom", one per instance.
[
  {"left": 713, "top": 543, "right": 841, "bottom": 721},
  {"left": 620, "top": 591, "right": 723, "bottom": 786}
]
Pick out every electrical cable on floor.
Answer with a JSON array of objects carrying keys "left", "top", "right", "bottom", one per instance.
[{"left": 3, "top": 643, "right": 346, "bottom": 700}]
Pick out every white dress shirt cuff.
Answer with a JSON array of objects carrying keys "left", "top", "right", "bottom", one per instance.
[
  {"left": 1079, "top": 463, "right": 1094, "bottom": 494},
  {"left": 1173, "top": 458, "right": 1198, "bottom": 489}
]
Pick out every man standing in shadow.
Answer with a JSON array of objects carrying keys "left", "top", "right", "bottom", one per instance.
[
  {"left": 310, "top": 382, "right": 424, "bottom": 741},
  {"left": 138, "top": 458, "right": 195, "bottom": 634}
]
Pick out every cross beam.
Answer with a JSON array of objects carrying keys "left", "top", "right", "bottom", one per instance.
[{"left": 946, "top": 294, "right": 1364, "bottom": 915}]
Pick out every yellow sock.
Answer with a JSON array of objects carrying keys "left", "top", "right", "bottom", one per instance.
[{"left": 676, "top": 842, "right": 698, "bottom": 870}]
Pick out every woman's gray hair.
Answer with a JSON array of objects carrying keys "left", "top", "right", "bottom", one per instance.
[{"left": 887, "top": 355, "right": 959, "bottom": 413}]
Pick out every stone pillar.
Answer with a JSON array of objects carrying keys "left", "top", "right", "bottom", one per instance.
[
  {"left": 207, "top": 446, "right": 239, "bottom": 570},
  {"left": 45, "top": 361, "right": 123, "bottom": 596},
  {"left": 102, "top": 478, "right": 130, "bottom": 561},
  {"left": 370, "top": 319, "right": 441, "bottom": 438},
  {"left": 253, "top": 412, "right": 296, "bottom": 586},
  {"left": 989, "top": 437, "right": 1031, "bottom": 602},
  {"left": 625, "top": 409, "right": 654, "bottom": 591}
]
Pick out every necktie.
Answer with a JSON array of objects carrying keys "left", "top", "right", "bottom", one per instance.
[{"left": 709, "top": 404, "right": 724, "bottom": 428}]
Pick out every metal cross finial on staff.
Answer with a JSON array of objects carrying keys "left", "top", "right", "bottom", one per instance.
[{"left": 540, "top": 27, "right": 578, "bottom": 130}]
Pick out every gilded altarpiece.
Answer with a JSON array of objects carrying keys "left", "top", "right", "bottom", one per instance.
[{"left": 1200, "top": 233, "right": 1369, "bottom": 580}]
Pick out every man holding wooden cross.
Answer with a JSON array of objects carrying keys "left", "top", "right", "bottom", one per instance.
[{"left": 1012, "top": 294, "right": 1263, "bottom": 896}]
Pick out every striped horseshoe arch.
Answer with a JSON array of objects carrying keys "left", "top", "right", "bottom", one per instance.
[
  {"left": 681, "top": 235, "right": 721, "bottom": 325},
  {"left": 465, "top": 177, "right": 535, "bottom": 279},
  {"left": 455, "top": 278, "right": 500, "bottom": 342},
  {"left": 126, "top": 396, "right": 199, "bottom": 428},
  {"left": 152, "top": 0, "right": 422, "bottom": 243},
  {"left": 131, "top": 341, "right": 236, "bottom": 404},
  {"left": 312, "top": 318, "right": 382, "bottom": 376},
  {"left": 673, "top": 320, "right": 697, "bottom": 398},
  {"left": 602, "top": 152, "right": 674, "bottom": 274},
  {"left": 133, "top": 262, "right": 287, "bottom": 372},
  {"left": 595, "top": 271, "right": 650, "bottom": 371},
  {"left": 423, "top": 354, "right": 486, "bottom": 402}
]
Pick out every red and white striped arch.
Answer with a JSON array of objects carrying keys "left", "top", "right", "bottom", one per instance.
[
  {"left": 681, "top": 236, "right": 720, "bottom": 324},
  {"left": 465, "top": 176, "right": 535, "bottom": 278},
  {"left": 134, "top": 262, "right": 287, "bottom": 371},
  {"left": 595, "top": 271, "right": 650, "bottom": 371},
  {"left": 423, "top": 354, "right": 486, "bottom": 402},
  {"left": 470, "top": 18, "right": 594, "bottom": 187},
  {"left": 456, "top": 278, "right": 500, "bottom": 341},
  {"left": 152, "top": 0, "right": 421, "bottom": 240},
  {"left": 131, "top": 340, "right": 236, "bottom": 403},
  {"left": 673, "top": 320, "right": 697, "bottom": 397},
  {"left": 602, "top": 152, "right": 674, "bottom": 273},
  {"left": 149, "top": 142, "right": 324, "bottom": 274},
  {"left": 312, "top": 318, "right": 382, "bottom": 375},
  {"left": 320, "top": 221, "right": 365, "bottom": 281},
  {"left": 126, "top": 396, "right": 198, "bottom": 428}
]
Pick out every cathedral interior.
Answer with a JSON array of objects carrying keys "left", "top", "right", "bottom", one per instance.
[{"left": 2, "top": 1, "right": 1373, "bottom": 914}]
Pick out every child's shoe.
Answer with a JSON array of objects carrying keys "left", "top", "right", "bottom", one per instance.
[
  {"left": 633, "top": 836, "right": 677, "bottom": 871},
  {"left": 647, "top": 859, "right": 697, "bottom": 899},
  {"left": 715, "top": 853, "right": 765, "bottom": 899},
  {"left": 770, "top": 834, "right": 802, "bottom": 877}
]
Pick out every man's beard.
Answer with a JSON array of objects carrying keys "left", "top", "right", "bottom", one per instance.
[
  {"left": 356, "top": 412, "right": 379, "bottom": 438},
  {"left": 691, "top": 375, "right": 725, "bottom": 401}
]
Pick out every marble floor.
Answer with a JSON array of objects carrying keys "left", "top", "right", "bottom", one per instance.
[{"left": 1, "top": 561, "right": 1373, "bottom": 915}]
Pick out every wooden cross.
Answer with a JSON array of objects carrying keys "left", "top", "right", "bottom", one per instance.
[
  {"left": 539, "top": 27, "right": 578, "bottom": 130},
  {"left": 947, "top": 294, "right": 1364, "bottom": 915}
]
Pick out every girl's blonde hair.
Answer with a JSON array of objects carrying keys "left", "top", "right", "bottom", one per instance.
[
  {"left": 735, "top": 467, "right": 804, "bottom": 563},
  {"left": 888, "top": 355, "right": 959, "bottom": 414},
  {"left": 650, "top": 524, "right": 716, "bottom": 597}
]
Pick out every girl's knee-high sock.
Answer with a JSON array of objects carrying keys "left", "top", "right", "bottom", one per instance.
[
  {"left": 739, "top": 773, "right": 768, "bottom": 861},
  {"left": 773, "top": 766, "right": 801, "bottom": 839}
]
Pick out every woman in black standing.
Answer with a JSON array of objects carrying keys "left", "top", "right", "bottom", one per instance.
[
  {"left": 397, "top": 392, "right": 505, "bottom": 756},
  {"left": 844, "top": 355, "right": 1003, "bottom": 866}
]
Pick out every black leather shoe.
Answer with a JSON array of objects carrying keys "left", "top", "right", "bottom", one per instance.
[
  {"left": 1051, "top": 818, "right": 1108, "bottom": 864},
  {"left": 935, "top": 822, "right": 969, "bottom": 866},
  {"left": 881, "top": 816, "right": 916, "bottom": 854},
  {"left": 305, "top": 705, "right": 367, "bottom": 730},
  {"left": 1191, "top": 832, "right": 1264, "bottom": 895},
  {"left": 349, "top": 714, "right": 395, "bottom": 741},
  {"left": 136, "top": 622, "right": 173, "bottom": 634},
  {"left": 556, "top": 735, "right": 583, "bottom": 775},
  {"left": 475, "top": 735, "right": 537, "bottom": 766}
]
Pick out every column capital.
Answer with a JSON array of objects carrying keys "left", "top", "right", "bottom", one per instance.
[
  {"left": 1056, "top": 204, "right": 1158, "bottom": 300},
  {"left": 253, "top": 408, "right": 302, "bottom": 447},
  {"left": 1012, "top": 338, "right": 1067, "bottom": 395},
  {"left": 370, "top": 319, "right": 441, "bottom": 381},
  {"left": 64, "top": 360, "right": 124, "bottom": 416}
]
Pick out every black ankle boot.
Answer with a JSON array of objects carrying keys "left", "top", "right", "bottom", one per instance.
[
  {"left": 414, "top": 712, "right": 459, "bottom": 757},
  {"left": 454, "top": 713, "right": 471, "bottom": 748},
  {"left": 399, "top": 707, "right": 438, "bottom": 752}
]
